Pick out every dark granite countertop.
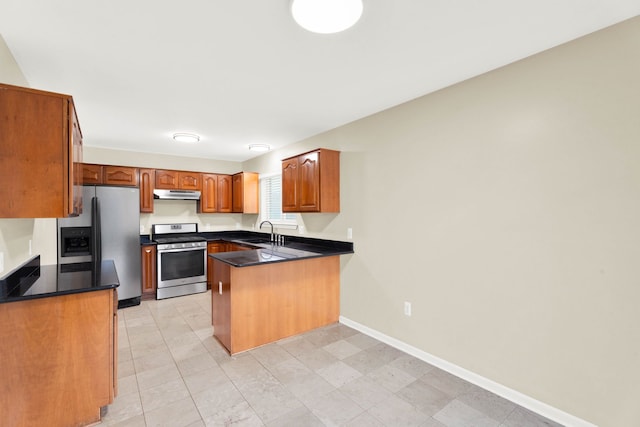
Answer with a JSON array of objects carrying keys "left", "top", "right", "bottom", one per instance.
[
  {"left": 140, "top": 230, "right": 354, "bottom": 268},
  {"left": 209, "top": 232, "right": 353, "bottom": 267},
  {"left": 0, "top": 255, "right": 120, "bottom": 304}
]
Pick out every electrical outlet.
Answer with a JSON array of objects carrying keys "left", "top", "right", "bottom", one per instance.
[
  {"left": 347, "top": 227, "right": 353, "bottom": 239},
  {"left": 29, "top": 240, "right": 32, "bottom": 256},
  {"left": 404, "top": 301, "right": 412, "bottom": 316},
  {"left": 0, "top": 252, "right": 4, "bottom": 273}
]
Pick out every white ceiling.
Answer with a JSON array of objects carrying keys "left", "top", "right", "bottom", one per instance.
[{"left": 1, "top": 1, "right": 638, "bottom": 162}]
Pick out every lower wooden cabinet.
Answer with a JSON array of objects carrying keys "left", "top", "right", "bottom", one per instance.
[
  {"left": 0, "top": 289, "right": 117, "bottom": 427},
  {"left": 141, "top": 244, "right": 157, "bottom": 299},
  {"left": 211, "top": 256, "right": 340, "bottom": 354},
  {"left": 207, "top": 242, "right": 227, "bottom": 289}
]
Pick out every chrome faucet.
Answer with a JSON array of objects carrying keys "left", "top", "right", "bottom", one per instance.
[{"left": 259, "top": 220, "right": 275, "bottom": 243}]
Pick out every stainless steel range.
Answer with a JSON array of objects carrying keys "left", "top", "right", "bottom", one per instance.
[{"left": 152, "top": 223, "right": 207, "bottom": 300}]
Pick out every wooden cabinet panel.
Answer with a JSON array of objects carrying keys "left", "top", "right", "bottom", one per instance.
[
  {"left": 212, "top": 256, "right": 340, "bottom": 354},
  {"left": 211, "top": 259, "right": 232, "bottom": 351},
  {"left": 0, "top": 290, "right": 116, "bottom": 426},
  {"left": 232, "top": 172, "right": 259, "bottom": 213},
  {"left": 200, "top": 174, "right": 219, "bottom": 213},
  {"left": 179, "top": 171, "right": 201, "bottom": 190},
  {"left": 199, "top": 174, "right": 232, "bottom": 213},
  {"left": 141, "top": 244, "right": 157, "bottom": 299},
  {"left": 0, "top": 83, "right": 82, "bottom": 218},
  {"left": 281, "top": 158, "right": 299, "bottom": 212},
  {"left": 217, "top": 174, "right": 232, "bottom": 213},
  {"left": 298, "top": 151, "right": 320, "bottom": 211},
  {"left": 104, "top": 166, "right": 138, "bottom": 186},
  {"left": 282, "top": 149, "right": 340, "bottom": 213},
  {"left": 155, "top": 169, "right": 179, "bottom": 189},
  {"left": 139, "top": 168, "right": 155, "bottom": 213},
  {"left": 82, "top": 163, "right": 103, "bottom": 184},
  {"left": 155, "top": 169, "right": 201, "bottom": 190}
]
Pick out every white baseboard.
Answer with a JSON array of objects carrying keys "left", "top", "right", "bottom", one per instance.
[{"left": 339, "top": 316, "right": 597, "bottom": 427}]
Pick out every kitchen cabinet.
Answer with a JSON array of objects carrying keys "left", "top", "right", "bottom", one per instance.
[
  {"left": 282, "top": 148, "right": 340, "bottom": 213},
  {"left": 207, "top": 241, "right": 227, "bottom": 289},
  {"left": 104, "top": 165, "right": 138, "bottom": 186},
  {"left": 139, "top": 168, "right": 155, "bottom": 213},
  {"left": 82, "top": 163, "right": 103, "bottom": 184},
  {"left": 0, "top": 83, "right": 83, "bottom": 218},
  {"left": 232, "top": 172, "right": 259, "bottom": 213},
  {"left": 211, "top": 255, "right": 340, "bottom": 354},
  {"left": 0, "top": 289, "right": 117, "bottom": 426},
  {"left": 199, "top": 173, "right": 232, "bottom": 213},
  {"left": 141, "top": 244, "right": 157, "bottom": 299},
  {"left": 155, "top": 169, "right": 202, "bottom": 190},
  {"left": 82, "top": 163, "right": 139, "bottom": 187}
]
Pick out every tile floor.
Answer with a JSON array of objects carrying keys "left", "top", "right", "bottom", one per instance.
[{"left": 98, "top": 291, "right": 563, "bottom": 427}]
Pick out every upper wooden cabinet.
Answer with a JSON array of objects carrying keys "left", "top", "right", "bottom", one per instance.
[
  {"left": 104, "top": 166, "right": 138, "bottom": 186},
  {"left": 199, "top": 174, "right": 232, "bottom": 213},
  {"left": 0, "top": 83, "right": 83, "bottom": 218},
  {"left": 81, "top": 164, "right": 139, "bottom": 187},
  {"left": 139, "top": 168, "right": 155, "bottom": 213},
  {"left": 82, "top": 163, "right": 103, "bottom": 184},
  {"left": 282, "top": 148, "right": 340, "bottom": 213},
  {"left": 155, "top": 169, "right": 202, "bottom": 190},
  {"left": 232, "top": 172, "right": 259, "bottom": 214}
]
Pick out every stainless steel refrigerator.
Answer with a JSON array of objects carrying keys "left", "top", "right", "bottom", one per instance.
[{"left": 57, "top": 185, "right": 141, "bottom": 308}]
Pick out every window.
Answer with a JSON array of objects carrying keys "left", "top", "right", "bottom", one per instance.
[{"left": 260, "top": 174, "right": 297, "bottom": 226}]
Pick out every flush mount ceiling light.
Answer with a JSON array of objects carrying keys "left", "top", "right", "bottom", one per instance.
[
  {"left": 291, "top": 0, "right": 363, "bottom": 34},
  {"left": 248, "top": 144, "right": 271, "bottom": 152},
  {"left": 172, "top": 133, "right": 200, "bottom": 143}
]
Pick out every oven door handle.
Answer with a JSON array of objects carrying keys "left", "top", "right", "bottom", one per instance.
[{"left": 157, "top": 246, "right": 206, "bottom": 254}]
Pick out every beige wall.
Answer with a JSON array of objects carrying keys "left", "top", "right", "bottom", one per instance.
[{"left": 244, "top": 17, "right": 640, "bottom": 427}]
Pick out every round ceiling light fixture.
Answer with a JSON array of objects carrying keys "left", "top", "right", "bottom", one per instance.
[
  {"left": 248, "top": 144, "right": 271, "bottom": 152},
  {"left": 172, "top": 132, "right": 200, "bottom": 143},
  {"left": 291, "top": 0, "right": 363, "bottom": 34}
]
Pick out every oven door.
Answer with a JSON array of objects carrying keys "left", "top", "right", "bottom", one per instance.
[{"left": 157, "top": 246, "right": 207, "bottom": 289}]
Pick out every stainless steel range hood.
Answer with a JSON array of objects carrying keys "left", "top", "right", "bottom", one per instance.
[{"left": 153, "top": 189, "right": 201, "bottom": 200}]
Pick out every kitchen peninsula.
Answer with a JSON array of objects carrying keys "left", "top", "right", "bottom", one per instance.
[
  {"left": 208, "top": 234, "right": 353, "bottom": 354},
  {"left": 0, "top": 256, "right": 119, "bottom": 427}
]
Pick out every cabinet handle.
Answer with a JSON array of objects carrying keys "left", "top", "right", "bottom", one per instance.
[{"left": 218, "top": 281, "right": 222, "bottom": 295}]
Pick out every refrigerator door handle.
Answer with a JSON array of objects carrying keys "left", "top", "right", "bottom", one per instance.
[{"left": 92, "top": 196, "right": 102, "bottom": 263}]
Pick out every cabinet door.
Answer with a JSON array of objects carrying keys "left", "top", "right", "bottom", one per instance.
[
  {"left": 298, "top": 151, "right": 321, "bottom": 212},
  {"left": 0, "top": 84, "right": 81, "bottom": 218},
  {"left": 232, "top": 172, "right": 259, "bottom": 214},
  {"left": 154, "top": 169, "right": 179, "bottom": 189},
  {"left": 232, "top": 173, "right": 244, "bottom": 213},
  {"left": 179, "top": 172, "right": 201, "bottom": 190},
  {"left": 82, "top": 163, "right": 103, "bottom": 185},
  {"left": 281, "top": 158, "right": 299, "bottom": 212},
  {"left": 140, "top": 244, "right": 157, "bottom": 299},
  {"left": 104, "top": 166, "right": 139, "bottom": 186},
  {"left": 217, "top": 175, "right": 233, "bottom": 213},
  {"left": 199, "top": 174, "right": 219, "bottom": 213},
  {"left": 139, "top": 169, "right": 155, "bottom": 213}
]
